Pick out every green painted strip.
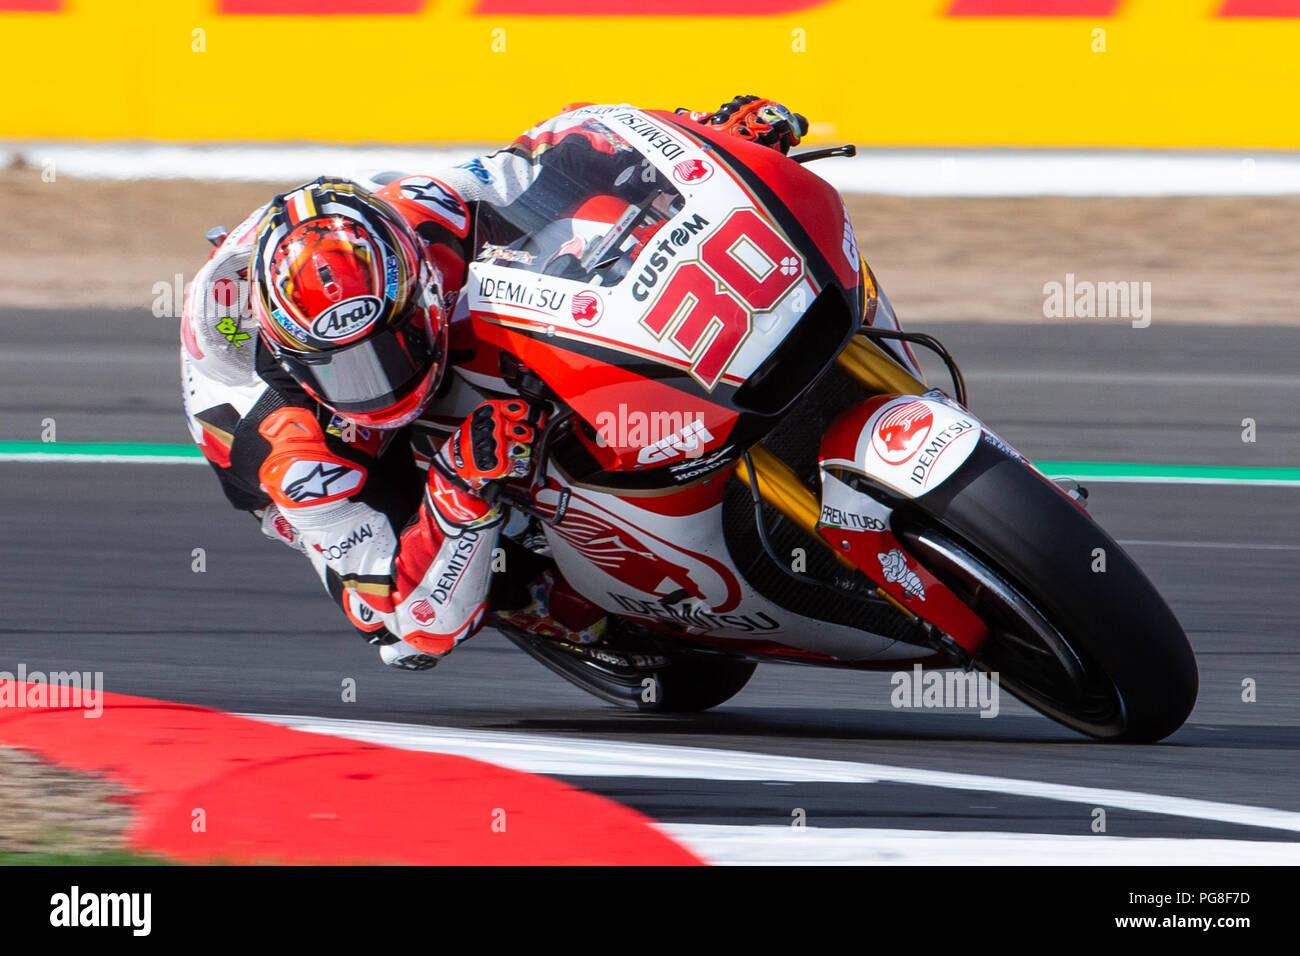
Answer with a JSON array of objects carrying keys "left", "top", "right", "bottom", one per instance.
[
  {"left": 0, "top": 441, "right": 201, "bottom": 458},
  {"left": 1, "top": 443, "right": 1296, "bottom": 486},
  {"left": 1035, "top": 460, "right": 1300, "bottom": 483}
]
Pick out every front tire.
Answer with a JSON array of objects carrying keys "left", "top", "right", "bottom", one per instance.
[{"left": 900, "top": 445, "right": 1198, "bottom": 742}]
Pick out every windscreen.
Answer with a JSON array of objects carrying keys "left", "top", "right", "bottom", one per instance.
[{"left": 470, "top": 116, "right": 687, "bottom": 289}]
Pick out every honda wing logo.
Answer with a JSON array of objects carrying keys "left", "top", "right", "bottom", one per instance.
[{"left": 871, "top": 401, "right": 935, "bottom": 465}]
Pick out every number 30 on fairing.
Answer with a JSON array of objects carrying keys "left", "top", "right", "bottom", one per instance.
[{"left": 640, "top": 209, "right": 804, "bottom": 390}]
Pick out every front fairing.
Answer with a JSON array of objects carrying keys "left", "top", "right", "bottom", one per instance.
[{"left": 465, "top": 105, "right": 864, "bottom": 490}]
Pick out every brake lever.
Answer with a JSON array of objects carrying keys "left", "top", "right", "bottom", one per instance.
[
  {"left": 529, "top": 408, "right": 574, "bottom": 496},
  {"left": 791, "top": 144, "right": 857, "bottom": 164}
]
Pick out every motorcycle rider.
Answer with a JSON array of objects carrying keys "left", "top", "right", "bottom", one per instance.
[{"left": 181, "top": 96, "right": 808, "bottom": 671}]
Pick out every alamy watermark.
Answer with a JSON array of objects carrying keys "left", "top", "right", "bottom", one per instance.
[
  {"left": 593, "top": 403, "right": 713, "bottom": 464},
  {"left": 0, "top": 665, "right": 104, "bottom": 718},
  {"left": 50, "top": 886, "right": 150, "bottom": 936},
  {"left": 1043, "top": 273, "right": 1152, "bottom": 328},
  {"left": 890, "top": 664, "right": 1000, "bottom": 718},
  {"left": 154, "top": 272, "right": 255, "bottom": 322}
]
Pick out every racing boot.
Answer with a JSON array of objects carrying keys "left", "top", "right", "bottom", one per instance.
[
  {"left": 504, "top": 570, "right": 609, "bottom": 645},
  {"left": 365, "top": 628, "right": 440, "bottom": 671},
  {"left": 378, "top": 639, "right": 441, "bottom": 671}
]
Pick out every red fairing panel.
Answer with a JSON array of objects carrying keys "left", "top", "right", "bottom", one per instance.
[
  {"left": 817, "top": 518, "right": 987, "bottom": 654},
  {"left": 822, "top": 394, "right": 984, "bottom": 499},
  {"left": 472, "top": 319, "right": 739, "bottom": 471},
  {"left": 819, "top": 395, "right": 989, "bottom": 653}
]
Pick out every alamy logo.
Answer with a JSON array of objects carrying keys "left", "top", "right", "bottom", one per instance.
[
  {"left": 1043, "top": 273, "right": 1152, "bottom": 328},
  {"left": 0, "top": 665, "right": 103, "bottom": 718},
  {"left": 50, "top": 886, "right": 151, "bottom": 936},
  {"left": 593, "top": 403, "right": 714, "bottom": 464},
  {"left": 891, "top": 664, "right": 1000, "bottom": 719}
]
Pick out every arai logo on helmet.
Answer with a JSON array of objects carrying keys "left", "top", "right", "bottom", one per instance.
[{"left": 311, "top": 296, "right": 382, "bottom": 343}]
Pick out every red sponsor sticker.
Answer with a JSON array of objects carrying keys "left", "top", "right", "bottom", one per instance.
[
  {"left": 272, "top": 514, "right": 297, "bottom": 543},
  {"left": 212, "top": 278, "right": 241, "bottom": 309},
  {"left": 871, "top": 401, "right": 935, "bottom": 465},
  {"left": 570, "top": 291, "right": 603, "bottom": 327},
  {"left": 410, "top": 599, "right": 437, "bottom": 626},
  {"left": 672, "top": 159, "right": 713, "bottom": 184}
]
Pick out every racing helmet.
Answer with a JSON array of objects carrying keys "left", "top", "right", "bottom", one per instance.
[{"left": 251, "top": 177, "right": 448, "bottom": 429}]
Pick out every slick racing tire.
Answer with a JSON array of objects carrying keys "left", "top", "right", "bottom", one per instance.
[
  {"left": 499, "top": 625, "right": 756, "bottom": 713},
  {"left": 896, "top": 443, "right": 1198, "bottom": 742}
]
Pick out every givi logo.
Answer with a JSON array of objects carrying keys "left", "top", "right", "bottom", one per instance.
[{"left": 871, "top": 400, "right": 934, "bottom": 465}]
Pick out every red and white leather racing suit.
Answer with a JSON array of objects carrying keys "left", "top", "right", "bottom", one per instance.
[{"left": 181, "top": 106, "right": 662, "bottom": 667}]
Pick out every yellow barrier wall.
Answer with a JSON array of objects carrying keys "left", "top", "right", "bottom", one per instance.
[{"left": 1, "top": 0, "right": 1298, "bottom": 147}]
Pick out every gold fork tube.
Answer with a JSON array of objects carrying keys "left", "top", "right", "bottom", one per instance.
[
  {"left": 834, "top": 334, "right": 927, "bottom": 397},
  {"left": 733, "top": 445, "right": 822, "bottom": 539},
  {"left": 732, "top": 335, "right": 928, "bottom": 608}
]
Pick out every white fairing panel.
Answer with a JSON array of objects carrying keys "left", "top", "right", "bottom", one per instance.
[
  {"left": 537, "top": 474, "right": 923, "bottom": 662},
  {"left": 823, "top": 395, "right": 983, "bottom": 499},
  {"left": 464, "top": 106, "right": 820, "bottom": 395}
]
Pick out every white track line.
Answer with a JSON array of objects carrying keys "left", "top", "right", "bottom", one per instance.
[
  {"left": 966, "top": 369, "right": 1300, "bottom": 388},
  {"left": 1041, "top": 474, "right": 1300, "bottom": 488},
  {"left": 0, "top": 143, "right": 484, "bottom": 186},
  {"left": 661, "top": 826, "right": 1300, "bottom": 866},
  {"left": 1119, "top": 539, "right": 1300, "bottom": 552},
  {"left": 249, "top": 714, "right": 1300, "bottom": 839},
  {"left": 7, "top": 143, "right": 1300, "bottom": 196}
]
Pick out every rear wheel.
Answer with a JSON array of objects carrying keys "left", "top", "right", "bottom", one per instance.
[
  {"left": 498, "top": 622, "right": 756, "bottom": 713},
  {"left": 898, "top": 446, "right": 1198, "bottom": 742}
]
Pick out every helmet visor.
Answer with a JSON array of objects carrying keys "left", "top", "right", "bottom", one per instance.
[{"left": 278, "top": 308, "right": 442, "bottom": 418}]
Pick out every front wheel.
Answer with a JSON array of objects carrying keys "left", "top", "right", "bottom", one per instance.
[{"left": 898, "top": 446, "right": 1198, "bottom": 742}]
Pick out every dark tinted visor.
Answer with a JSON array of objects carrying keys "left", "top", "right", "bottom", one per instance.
[{"left": 278, "top": 311, "right": 441, "bottom": 415}]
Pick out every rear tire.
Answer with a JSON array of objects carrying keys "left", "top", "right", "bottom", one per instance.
[
  {"left": 901, "top": 444, "right": 1198, "bottom": 742},
  {"left": 499, "top": 624, "right": 756, "bottom": 713},
  {"left": 653, "top": 655, "right": 758, "bottom": 713}
]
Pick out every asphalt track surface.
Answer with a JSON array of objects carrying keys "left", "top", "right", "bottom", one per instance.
[{"left": 3, "top": 309, "right": 1299, "bottom": 849}]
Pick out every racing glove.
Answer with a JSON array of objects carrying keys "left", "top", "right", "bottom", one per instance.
[
  {"left": 427, "top": 399, "right": 539, "bottom": 533},
  {"left": 678, "top": 95, "right": 809, "bottom": 154}
]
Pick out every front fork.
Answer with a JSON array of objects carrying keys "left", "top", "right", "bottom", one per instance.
[{"left": 736, "top": 335, "right": 991, "bottom": 657}]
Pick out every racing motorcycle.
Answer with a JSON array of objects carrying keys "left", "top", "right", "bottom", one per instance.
[{"left": 456, "top": 105, "right": 1198, "bottom": 742}]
